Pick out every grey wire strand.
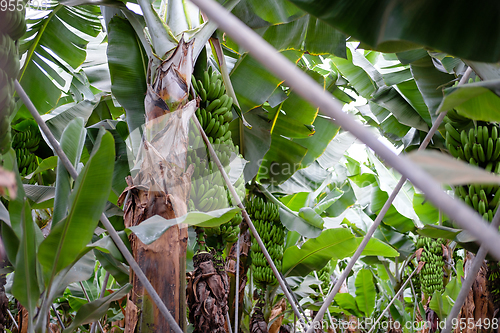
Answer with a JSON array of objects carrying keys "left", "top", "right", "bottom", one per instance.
[
  {"left": 234, "top": 236, "right": 240, "bottom": 333},
  {"left": 367, "top": 266, "right": 418, "bottom": 333},
  {"left": 51, "top": 304, "right": 65, "bottom": 330},
  {"left": 304, "top": 67, "right": 474, "bottom": 333},
  {"left": 7, "top": 308, "right": 19, "bottom": 330},
  {"left": 15, "top": 80, "right": 184, "bottom": 333},
  {"left": 190, "top": 0, "right": 500, "bottom": 263},
  {"left": 226, "top": 312, "right": 234, "bottom": 333}
]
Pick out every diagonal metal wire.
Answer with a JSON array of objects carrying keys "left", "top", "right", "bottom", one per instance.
[
  {"left": 192, "top": 116, "right": 310, "bottom": 331},
  {"left": 187, "top": 3, "right": 500, "bottom": 331},
  {"left": 303, "top": 67, "right": 473, "bottom": 333},
  {"left": 15, "top": 80, "right": 184, "bottom": 333},
  {"left": 7, "top": 308, "right": 19, "bottom": 331},
  {"left": 190, "top": 0, "right": 500, "bottom": 261},
  {"left": 367, "top": 265, "right": 419, "bottom": 333},
  {"left": 52, "top": 304, "right": 66, "bottom": 330},
  {"left": 442, "top": 209, "right": 500, "bottom": 333},
  {"left": 234, "top": 237, "right": 240, "bottom": 333}
]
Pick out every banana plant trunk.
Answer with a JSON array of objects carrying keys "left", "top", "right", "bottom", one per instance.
[{"left": 119, "top": 39, "right": 195, "bottom": 332}]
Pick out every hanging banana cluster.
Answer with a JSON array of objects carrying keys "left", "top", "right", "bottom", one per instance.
[
  {"left": 12, "top": 125, "right": 41, "bottom": 176},
  {"left": 445, "top": 116, "right": 500, "bottom": 221},
  {"left": 246, "top": 196, "right": 285, "bottom": 287},
  {"left": 188, "top": 67, "right": 246, "bottom": 244},
  {"left": 312, "top": 261, "right": 333, "bottom": 300},
  {"left": 416, "top": 237, "right": 445, "bottom": 296},
  {"left": 0, "top": 9, "right": 26, "bottom": 154}
]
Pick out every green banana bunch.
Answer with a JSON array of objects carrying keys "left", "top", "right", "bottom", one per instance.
[
  {"left": 0, "top": 10, "right": 26, "bottom": 154},
  {"left": 192, "top": 67, "right": 234, "bottom": 143},
  {"left": 445, "top": 115, "right": 500, "bottom": 303},
  {"left": 311, "top": 260, "right": 333, "bottom": 300},
  {"left": 187, "top": 67, "right": 245, "bottom": 245},
  {"left": 12, "top": 125, "right": 41, "bottom": 177},
  {"left": 416, "top": 237, "right": 446, "bottom": 296},
  {"left": 247, "top": 196, "right": 285, "bottom": 288},
  {"left": 442, "top": 109, "right": 473, "bottom": 133},
  {"left": 445, "top": 118, "right": 500, "bottom": 221},
  {"left": 445, "top": 122, "right": 500, "bottom": 166}
]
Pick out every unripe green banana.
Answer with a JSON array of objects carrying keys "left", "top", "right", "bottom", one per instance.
[
  {"left": 460, "top": 129, "right": 468, "bottom": 146},
  {"left": 477, "top": 126, "right": 484, "bottom": 147},
  {"left": 445, "top": 123, "right": 461, "bottom": 142},
  {"left": 469, "top": 128, "right": 476, "bottom": 145}
]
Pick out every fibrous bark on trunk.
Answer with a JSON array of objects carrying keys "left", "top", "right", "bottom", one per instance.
[{"left": 453, "top": 252, "right": 495, "bottom": 333}]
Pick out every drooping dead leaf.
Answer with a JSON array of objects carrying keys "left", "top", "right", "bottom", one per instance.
[
  {"left": 416, "top": 260, "right": 425, "bottom": 274},
  {"left": 250, "top": 299, "right": 268, "bottom": 333},
  {"left": 148, "top": 37, "right": 194, "bottom": 115},
  {"left": 269, "top": 298, "right": 286, "bottom": 333},
  {"left": 47, "top": 323, "right": 60, "bottom": 333},
  {"left": 16, "top": 304, "right": 29, "bottom": 333},
  {"left": 280, "top": 324, "right": 291, "bottom": 333},
  {"left": 416, "top": 247, "right": 424, "bottom": 262},
  {"left": 187, "top": 251, "right": 229, "bottom": 333},
  {"left": 407, "top": 150, "right": 500, "bottom": 185},
  {"left": 110, "top": 319, "right": 125, "bottom": 333},
  {"left": 347, "top": 316, "right": 358, "bottom": 333},
  {"left": 124, "top": 297, "right": 138, "bottom": 333},
  {"left": 453, "top": 251, "right": 495, "bottom": 333},
  {"left": 0, "top": 167, "right": 16, "bottom": 199},
  {"left": 425, "top": 309, "right": 439, "bottom": 333}
]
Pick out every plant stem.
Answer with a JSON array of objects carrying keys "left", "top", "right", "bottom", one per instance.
[
  {"left": 90, "top": 272, "right": 110, "bottom": 333},
  {"left": 195, "top": 227, "right": 207, "bottom": 252},
  {"left": 367, "top": 266, "right": 418, "bottom": 333},
  {"left": 52, "top": 304, "right": 65, "bottom": 330}
]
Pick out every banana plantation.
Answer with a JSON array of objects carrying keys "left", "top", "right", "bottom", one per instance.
[{"left": 2, "top": 0, "right": 500, "bottom": 332}]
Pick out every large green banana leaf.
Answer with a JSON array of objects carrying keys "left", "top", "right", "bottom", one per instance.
[
  {"left": 38, "top": 128, "right": 114, "bottom": 285},
  {"left": 287, "top": 0, "right": 500, "bottom": 62},
  {"left": 17, "top": 4, "right": 101, "bottom": 117}
]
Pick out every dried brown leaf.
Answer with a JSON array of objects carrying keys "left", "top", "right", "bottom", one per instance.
[
  {"left": 187, "top": 252, "right": 229, "bottom": 333},
  {"left": 251, "top": 302, "right": 268, "bottom": 333},
  {"left": 269, "top": 299, "right": 286, "bottom": 333},
  {"left": 124, "top": 297, "right": 138, "bottom": 333}
]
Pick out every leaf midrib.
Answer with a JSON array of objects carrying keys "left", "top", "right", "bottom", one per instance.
[
  {"left": 284, "top": 230, "right": 354, "bottom": 276},
  {"left": 47, "top": 152, "right": 93, "bottom": 288}
]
